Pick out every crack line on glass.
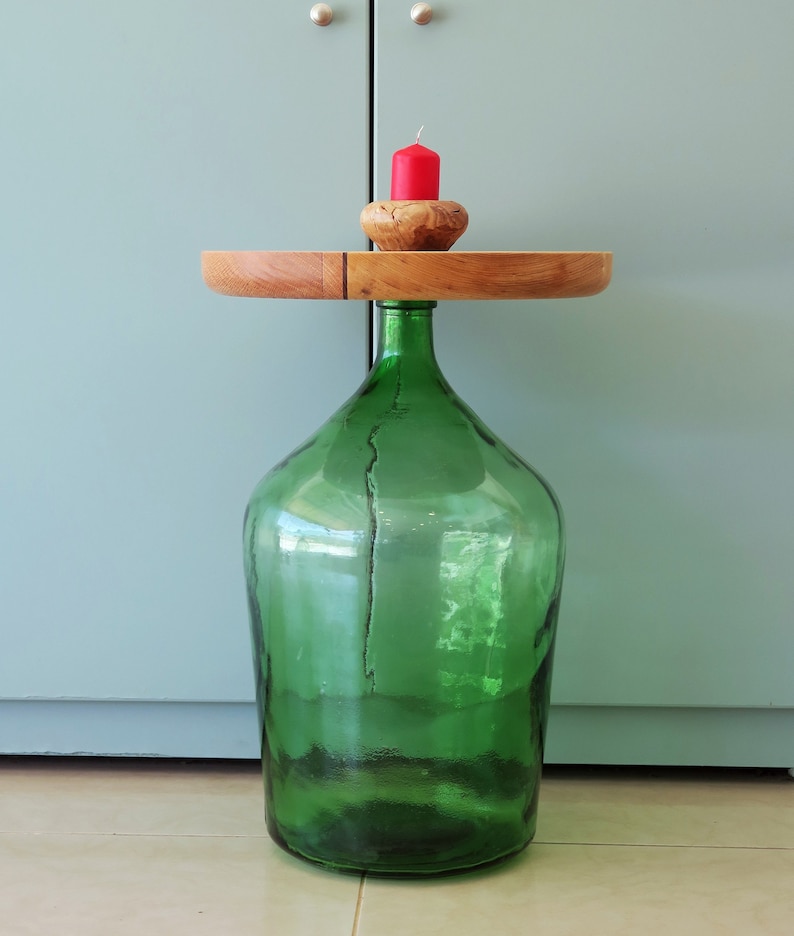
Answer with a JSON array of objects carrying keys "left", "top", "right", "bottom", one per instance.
[{"left": 362, "top": 366, "right": 402, "bottom": 692}]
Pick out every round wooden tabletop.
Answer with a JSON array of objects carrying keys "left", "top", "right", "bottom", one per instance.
[{"left": 201, "top": 250, "right": 612, "bottom": 301}]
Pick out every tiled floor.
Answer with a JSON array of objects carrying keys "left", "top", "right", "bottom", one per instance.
[{"left": 1, "top": 759, "right": 792, "bottom": 935}]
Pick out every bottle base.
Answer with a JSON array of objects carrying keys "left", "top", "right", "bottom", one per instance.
[
  {"left": 270, "top": 829, "right": 533, "bottom": 878},
  {"left": 266, "top": 804, "right": 535, "bottom": 877}
]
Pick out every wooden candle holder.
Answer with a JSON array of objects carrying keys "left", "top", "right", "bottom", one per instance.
[
  {"left": 360, "top": 200, "right": 468, "bottom": 251},
  {"left": 202, "top": 199, "right": 612, "bottom": 301}
]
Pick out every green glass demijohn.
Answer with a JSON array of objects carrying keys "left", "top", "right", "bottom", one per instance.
[{"left": 243, "top": 299, "right": 564, "bottom": 875}]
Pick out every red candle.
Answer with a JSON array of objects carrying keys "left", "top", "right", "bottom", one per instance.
[{"left": 390, "top": 129, "right": 440, "bottom": 200}]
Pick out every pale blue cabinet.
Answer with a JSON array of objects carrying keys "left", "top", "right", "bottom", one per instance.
[
  {"left": 2, "top": 2, "right": 792, "bottom": 766},
  {"left": 375, "top": 0, "right": 794, "bottom": 766},
  {"left": 0, "top": 2, "right": 369, "bottom": 755}
]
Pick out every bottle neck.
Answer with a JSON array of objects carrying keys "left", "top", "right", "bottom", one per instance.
[{"left": 373, "top": 300, "right": 439, "bottom": 368}]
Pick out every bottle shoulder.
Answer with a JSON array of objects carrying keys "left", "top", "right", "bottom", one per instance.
[{"left": 247, "top": 419, "right": 561, "bottom": 539}]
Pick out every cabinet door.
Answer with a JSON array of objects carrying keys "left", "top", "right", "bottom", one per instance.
[
  {"left": 0, "top": 2, "right": 369, "bottom": 754},
  {"left": 375, "top": 1, "right": 794, "bottom": 763}
]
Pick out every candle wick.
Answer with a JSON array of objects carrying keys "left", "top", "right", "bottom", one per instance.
[{"left": 415, "top": 125, "right": 424, "bottom": 145}]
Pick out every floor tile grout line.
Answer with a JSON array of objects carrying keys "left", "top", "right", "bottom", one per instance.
[
  {"left": 536, "top": 839, "right": 794, "bottom": 851},
  {"left": 351, "top": 873, "right": 366, "bottom": 936},
  {"left": 0, "top": 830, "right": 270, "bottom": 840},
  {"left": 3, "top": 830, "right": 793, "bottom": 853}
]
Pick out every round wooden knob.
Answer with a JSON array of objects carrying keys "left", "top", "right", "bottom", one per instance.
[
  {"left": 310, "top": 3, "right": 333, "bottom": 26},
  {"left": 411, "top": 3, "right": 433, "bottom": 25},
  {"left": 360, "top": 200, "right": 468, "bottom": 251}
]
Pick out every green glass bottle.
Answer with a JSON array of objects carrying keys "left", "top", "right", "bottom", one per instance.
[{"left": 244, "top": 299, "right": 564, "bottom": 875}]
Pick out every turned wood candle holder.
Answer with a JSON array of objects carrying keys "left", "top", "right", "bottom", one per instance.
[
  {"left": 202, "top": 199, "right": 612, "bottom": 301},
  {"left": 360, "top": 200, "right": 468, "bottom": 251}
]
